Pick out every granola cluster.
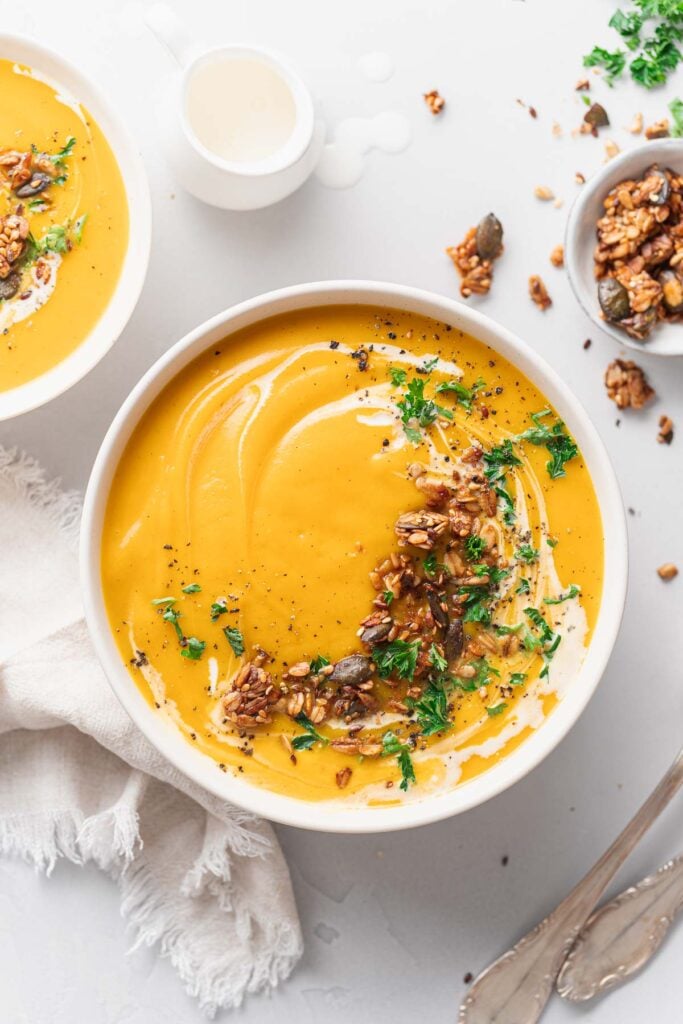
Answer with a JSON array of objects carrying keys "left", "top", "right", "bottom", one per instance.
[
  {"left": 0, "top": 211, "right": 29, "bottom": 299},
  {"left": 594, "top": 165, "right": 683, "bottom": 341},
  {"left": 0, "top": 146, "right": 59, "bottom": 198},
  {"left": 447, "top": 213, "right": 504, "bottom": 298},
  {"left": 604, "top": 358, "right": 655, "bottom": 410}
]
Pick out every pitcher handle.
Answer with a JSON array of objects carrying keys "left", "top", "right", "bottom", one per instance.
[{"left": 145, "top": 2, "right": 198, "bottom": 68}]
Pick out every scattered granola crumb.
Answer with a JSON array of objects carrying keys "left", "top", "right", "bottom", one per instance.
[
  {"left": 604, "top": 359, "right": 655, "bottom": 409},
  {"left": 534, "top": 185, "right": 554, "bottom": 201},
  {"left": 604, "top": 140, "right": 620, "bottom": 161},
  {"left": 657, "top": 414, "right": 674, "bottom": 444},
  {"left": 336, "top": 766, "right": 353, "bottom": 789},
  {"left": 583, "top": 338, "right": 592, "bottom": 350},
  {"left": 550, "top": 244, "right": 564, "bottom": 268},
  {"left": 529, "top": 275, "right": 552, "bottom": 310},
  {"left": 657, "top": 562, "right": 678, "bottom": 581},
  {"left": 528, "top": 106, "right": 538, "bottom": 119},
  {"left": 645, "top": 118, "right": 670, "bottom": 140},
  {"left": 552, "top": 121, "right": 562, "bottom": 138},
  {"left": 575, "top": 171, "right": 586, "bottom": 185},
  {"left": 463, "top": 972, "right": 474, "bottom": 985},
  {"left": 423, "top": 90, "right": 445, "bottom": 116},
  {"left": 553, "top": 197, "right": 564, "bottom": 209},
  {"left": 501, "top": 854, "right": 509, "bottom": 866},
  {"left": 575, "top": 78, "right": 590, "bottom": 91},
  {"left": 628, "top": 112, "right": 643, "bottom": 135}
]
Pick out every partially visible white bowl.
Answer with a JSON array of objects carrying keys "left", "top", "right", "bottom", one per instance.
[
  {"left": 81, "top": 280, "right": 628, "bottom": 834},
  {"left": 0, "top": 34, "right": 151, "bottom": 420},
  {"left": 565, "top": 138, "right": 683, "bottom": 358}
]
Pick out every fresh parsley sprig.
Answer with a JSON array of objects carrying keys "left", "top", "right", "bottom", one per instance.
[
  {"left": 373, "top": 639, "right": 421, "bottom": 681},
  {"left": 381, "top": 731, "right": 416, "bottom": 791},
  {"left": 516, "top": 410, "right": 579, "bottom": 480},
  {"left": 292, "top": 713, "right": 329, "bottom": 751}
]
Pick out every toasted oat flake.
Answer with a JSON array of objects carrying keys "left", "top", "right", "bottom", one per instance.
[
  {"left": 423, "top": 90, "right": 445, "bottom": 115},
  {"left": 604, "top": 359, "right": 655, "bottom": 410},
  {"left": 657, "top": 563, "right": 678, "bottom": 581},
  {"left": 550, "top": 245, "right": 564, "bottom": 268},
  {"left": 552, "top": 121, "right": 562, "bottom": 138},
  {"left": 604, "top": 140, "right": 620, "bottom": 162},
  {"left": 575, "top": 78, "right": 590, "bottom": 91},
  {"left": 628, "top": 113, "right": 643, "bottom": 135},
  {"left": 575, "top": 172, "right": 586, "bottom": 185},
  {"left": 529, "top": 275, "right": 552, "bottom": 310},
  {"left": 657, "top": 414, "right": 674, "bottom": 444},
  {"left": 534, "top": 185, "right": 554, "bottom": 201},
  {"left": 645, "top": 118, "right": 670, "bottom": 140}
]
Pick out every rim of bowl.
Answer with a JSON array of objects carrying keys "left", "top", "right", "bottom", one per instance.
[
  {"left": 565, "top": 137, "right": 683, "bottom": 358},
  {"left": 0, "top": 33, "right": 152, "bottom": 420},
  {"left": 81, "top": 280, "right": 628, "bottom": 834}
]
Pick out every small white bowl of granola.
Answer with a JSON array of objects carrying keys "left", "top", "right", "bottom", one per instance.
[{"left": 565, "top": 138, "right": 683, "bottom": 357}]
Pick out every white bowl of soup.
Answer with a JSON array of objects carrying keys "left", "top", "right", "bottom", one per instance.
[
  {"left": 81, "top": 281, "right": 627, "bottom": 833},
  {"left": 0, "top": 35, "right": 151, "bottom": 419}
]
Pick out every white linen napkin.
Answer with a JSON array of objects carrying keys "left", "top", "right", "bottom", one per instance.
[{"left": 0, "top": 446, "right": 302, "bottom": 1015}]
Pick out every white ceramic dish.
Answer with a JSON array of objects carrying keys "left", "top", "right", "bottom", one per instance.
[
  {"left": 565, "top": 138, "right": 683, "bottom": 358},
  {"left": 0, "top": 34, "right": 151, "bottom": 420},
  {"left": 81, "top": 281, "right": 628, "bottom": 834}
]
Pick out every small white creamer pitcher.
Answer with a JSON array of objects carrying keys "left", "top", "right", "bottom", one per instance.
[{"left": 146, "top": 3, "right": 325, "bottom": 210}]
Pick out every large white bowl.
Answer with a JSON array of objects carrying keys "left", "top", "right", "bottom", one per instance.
[
  {"left": 81, "top": 281, "right": 628, "bottom": 833},
  {"left": 565, "top": 138, "right": 683, "bottom": 358},
  {"left": 0, "top": 34, "right": 151, "bottom": 420}
]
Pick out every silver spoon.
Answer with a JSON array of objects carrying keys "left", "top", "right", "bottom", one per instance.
[
  {"left": 556, "top": 852, "right": 683, "bottom": 1002},
  {"left": 458, "top": 746, "right": 683, "bottom": 1024}
]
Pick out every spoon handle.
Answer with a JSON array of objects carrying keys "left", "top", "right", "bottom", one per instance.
[
  {"left": 556, "top": 853, "right": 683, "bottom": 1002},
  {"left": 458, "top": 748, "right": 683, "bottom": 1024}
]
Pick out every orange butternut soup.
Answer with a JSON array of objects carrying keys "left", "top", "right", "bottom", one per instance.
[
  {"left": 101, "top": 306, "right": 604, "bottom": 805},
  {"left": 0, "top": 58, "right": 128, "bottom": 392}
]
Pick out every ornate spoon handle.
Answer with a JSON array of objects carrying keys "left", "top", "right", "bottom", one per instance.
[
  {"left": 458, "top": 747, "right": 683, "bottom": 1024},
  {"left": 556, "top": 853, "right": 683, "bottom": 1002}
]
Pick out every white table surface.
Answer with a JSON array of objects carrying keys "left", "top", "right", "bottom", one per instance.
[{"left": 2, "top": 1, "right": 683, "bottom": 1021}]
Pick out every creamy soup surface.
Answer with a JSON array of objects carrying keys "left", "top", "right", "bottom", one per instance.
[
  {"left": 101, "top": 305, "right": 604, "bottom": 805},
  {"left": 0, "top": 59, "right": 128, "bottom": 392}
]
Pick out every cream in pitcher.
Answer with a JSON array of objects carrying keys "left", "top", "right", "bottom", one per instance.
[{"left": 146, "top": 3, "right": 324, "bottom": 210}]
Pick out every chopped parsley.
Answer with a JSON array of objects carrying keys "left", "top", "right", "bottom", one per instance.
[
  {"left": 73, "top": 213, "right": 88, "bottom": 245},
  {"left": 181, "top": 636, "right": 206, "bottom": 660},
  {"left": 411, "top": 680, "right": 453, "bottom": 736},
  {"left": 543, "top": 585, "right": 581, "bottom": 605},
  {"left": 419, "top": 356, "right": 439, "bottom": 374},
  {"left": 524, "top": 607, "right": 562, "bottom": 678},
  {"left": 309, "top": 654, "right": 331, "bottom": 673},
  {"left": 509, "top": 672, "right": 527, "bottom": 686},
  {"left": 483, "top": 440, "right": 521, "bottom": 527},
  {"left": 388, "top": 366, "right": 407, "bottom": 387},
  {"left": 381, "top": 731, "right": 416, "bottom": 791},
  {"left": 584, "top": 2, "right": 683, "bottom": 88},
  {"left": 151, "top": 596, "right": 176, "bottom": 607},
  {"left": 38, "top": 224, "right": 68, "bottom": 255},
  {"left": 456, "top": 657, "right": 499, "bottom": 692},
  {"left": 515, "top": 544, "right": 539, "bottom": 564},
  {"left": 423, "top": 551, "right": 438, "bottom": 576},
  {"left": 547, "top": 537, "right": 558, "bottom": 549},
  {"left": 516, "top": 410, "right": 579, "bottom": 480},
  {"left": 182, "top": 583, "right": 201, "bottom": 594},
  {"left": 428, "top": 643, "right": 448, "bottom": 673},
  {"left": 224, "top": 626, "right": 245, "bottom": 657},
  {"left": 373, "top": 639, "right": 420, "bottom": 681},
  {"left": 395, "top": 377, "right": 453, "bottom": 444},
  {"left": 486, "top": 702, "right": 508, "bottom": 717},
  {"left": 464, "top": 535, "right": 486, "bottom": 561},
  {"left": 434, "top": 375, "right": 485, "bottom": 413},
  {"left": 670, "top": 96, "right": 683, "bottom": 134},
  {"left": 210, "top": 599, "right": 228, "bottom": 620},
  {"left": 382, "top": 590, "right": 394, "bottom": 606},
  {"left": 516, "top": 578, "right": 531, "bottom": 595},
  {"left": 458, "top": 566, "right": 510, "bottom": 626},
  {"left": 292, "top": 713, "right": 328, "bottom": 751}
]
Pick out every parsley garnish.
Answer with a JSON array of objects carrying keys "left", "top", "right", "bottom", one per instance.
[
  {"left": 516, "top": 544, "right": 539, "bottom": 564},
  {"left": 182, "top": 583, "right": 201, "bottom": 594},
  {"left": 516, "top": 578, "right": 531, "bottom": 595},
  {"left": 419, "top": 356, "right": 439, "bottom": 374},
  {"left": 524, "top": 607, "right": 561, "bottom": 678},
  {"left": 224, "top": 626, "right": 245, "bottom": 656},
  {"left": 181, "top": 636, "right": 206, "bottom": 660},
  {"left": 389, "top": 366, "right": 407, "bottom": 387},
  {"left": 483, "top": 440, "right": 521, "bottom": 526},
  {"left": 291, "top": 713, "right": 328, "bottom": 751},
  {"left": 151, "top": 596, "right": 176, "bottom": 606},
  {"left": 381, "top": 731, "right": 416, "bottom": 791},
  {"left": 670, "top": 96, "right": 683, "bottom": 134},
  {"left": 373, "top": 639, "right": 420, "bottom": 681},
  {"left": 609, "top": 8, "right": 644, "bottom": 48},
  {"left": 464, "top": 535, "right": 486, "bottom": 561},
  {"left": 516, "top": 410, "right": 578, "bottom": 480},
  {"left": 585, "top": 2, "right": 683, "bottom": 89},
  {"left": 210, "top": 599, "right": 228, "bottom": 620},
  {"left": 509, "top": 672, "right": 527, "bottom": 686},
  {"left": 429, "top": 643, "right": 448, "bottom": 673},
  {"left": 458, "top": 566, "right": 510, "bottom": 626},
  {"left": 583, "top": 45, "right": 627, "bottom": 84},
  {"left": 52, "top": 136, "right": 76, "bottom": 166},
  {"left": 543, "top": 585, "right": 581, "bottom": 605},
  {"left": 486, "top": 702, "right": 507, "bottom": 717},
  {"left": 423, "top": 551, "right": 438, "bottom": 576},
  {"left": 309, "top": 654, "right": 331, "bottom": 673},
  {"left": 72, "top": 213, "right": 88, "bottom": 245},
  {"left": 456, "top": 657, "right": 499, "bottom": 692},
  {"left": 396, "top": 377, "right": 452, "bottom": 443},
  {"left": 434, "top": 376, "right": 485, "bottom": 413},
  {"left": 382, "top": 590, "right": 394, "bottom": 606},
  {"left": 38, "top": 224, "right": 68, "bottom": 255}
]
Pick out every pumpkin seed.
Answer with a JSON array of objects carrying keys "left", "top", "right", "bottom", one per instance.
[
  {"left": 475, "top": 213, "right": 503, "bottom": 261},
  {"left": 598, "top": 277, "right": 630, "bottom": 321}
]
